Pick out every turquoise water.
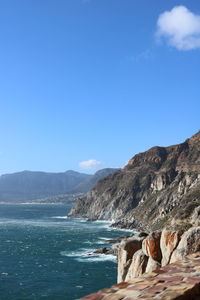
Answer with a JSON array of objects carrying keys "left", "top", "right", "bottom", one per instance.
[{"left": 0, "top": 204, "right": 132, "bottom": 300}]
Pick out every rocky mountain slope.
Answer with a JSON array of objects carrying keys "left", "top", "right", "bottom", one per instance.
[
  {"left": 0, "top": 168, "right": 118, "bottom": 202},
  {"left": 69, "top": 131, "right": 200, "bottom": 231},
  {"left": 69, "top": 168, "right": 120, "bottom": 194}
]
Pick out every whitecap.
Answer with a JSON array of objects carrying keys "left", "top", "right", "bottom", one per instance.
[
  {"left": 94, "top": 220, "right": 113, "bottom": 224},
  {"left": 51, "top": 216, "right": 68, "bottom": 219},
  {"left": 60, "top": 248, "right": 116, "bottom": 263},
  {"left": 112, "top": 227, "right": 137, "bottom": 233},
  {"left": 60, "top": 248, "right": 95, "bottom": 258},
  {"left": 83, "top": 241, "right": 93, "bottom": 245},
  {"left": 76, "top": 219, "right": 87, "bottom": 223},
  {"left": 96, "top": 241, "right": 106, "bottom": 245},
  {"left": 0, "top": 218, "right": 70, "bottom": 228},
  {"left": 75, "top": 254, "right": 116, "bottom": 263}
]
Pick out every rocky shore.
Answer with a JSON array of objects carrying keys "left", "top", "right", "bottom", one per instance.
[
  {"left": 92, "top": 225, "right": 200, "bottom": 284},
  {"left": 80, "top": 225, "right": 200, "bottom": 300},
  {"left": 68, "top": 132, "right": 200, "bottom": 297},
  {"left": 117, "top": 226, "right": 200, "bottom": 282},
  {"left": 80, "top": 252, "right": 200, "bottom": 300}
]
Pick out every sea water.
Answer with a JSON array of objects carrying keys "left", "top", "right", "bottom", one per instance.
[{"left": 0, "top": 204, "right": 133, "bottom": 300}]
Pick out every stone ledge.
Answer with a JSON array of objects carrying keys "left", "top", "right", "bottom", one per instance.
[{"left": 79, "top": 252, "right": 200, "bottom": 300}]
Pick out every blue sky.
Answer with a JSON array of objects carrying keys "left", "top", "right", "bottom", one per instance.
[{"left": 0, "top": 0, "right": 199, "bottom": 174}]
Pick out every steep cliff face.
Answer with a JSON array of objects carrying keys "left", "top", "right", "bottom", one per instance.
[{"left": 68, "top": 132, "right": 200, "bottom": 231}]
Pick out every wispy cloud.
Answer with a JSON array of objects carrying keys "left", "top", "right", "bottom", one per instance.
[
  {"left": 129, "top": 49, "right": 154, "bottom": 63},
  {"left": 156, "top": 6, "right": 200, "bottom": 51},
  {"left": 79, "top": 159, "right": 102, "bottom": 170}
]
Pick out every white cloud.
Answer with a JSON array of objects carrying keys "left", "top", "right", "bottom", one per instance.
[
  {"left": 156, "top": 6, "right": 200, "bottom": 50},
  {"left": 79, "top": 159, "right": 102, "bottom": 170}
]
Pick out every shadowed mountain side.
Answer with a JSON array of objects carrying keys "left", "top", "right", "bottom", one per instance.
[
  {"left": 69, "top": 168, "right": 120, "bottom": 194},
  {"left": 68, "top": 131, "right": 200, "bottom": 231}
]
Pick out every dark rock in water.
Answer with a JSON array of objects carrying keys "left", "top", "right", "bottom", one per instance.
[
  {"left": 93, "top": 244, "right": 120, "bottom": 256},
  {"left": 69, "top": 131, "right": 200, "bottom": 231},
  {"left": 93, "top": 247, "right": 109, "bottom": 254}
]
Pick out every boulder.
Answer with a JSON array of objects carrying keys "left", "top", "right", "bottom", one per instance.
[
  {"left": 160, "top": 228, "right": 181, "bottom": 266},
  {"left": 110, "top": 243, "right": 120, "bottom": 256},
  {"left": 142, "top": 231, "right": 162, "bottom": 262},
  {"left": 125, "top": 250, "right": 148, "bottom": 281},
  {"left": 145, "top": 257, "right": 161, "bottom": 273},
  {"left": 94, "top": 247, "right": 108, "bottom": 254},
  {"left": 170, "top": 227, "right": 200, "bottom": 263},
  {"left": 117, "top": 236, "right": 144, "bottom": 282}
]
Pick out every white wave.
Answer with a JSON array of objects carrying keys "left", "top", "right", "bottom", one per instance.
[
  {"left": 76, "top": 219, "right": 87, "bottom": 223},
  {"left": 83, "top": 241, "right": 93, "bottom": 245},
  {"left": 0, "top": 218, "right": 70, "bottom": 228},
  {"left": 68, "top": 218, "right": 87, "bottom": 223},
  {"left": 60, "top": 248, "right": 116, "bottom": 263},
  {"left": 60, "top": 248, "right": 95, "bottom": 258},
  {"left": 51, "top": 216, "right": 68, "bottom": 219},
  {"left": 96, "top": 240, "right": 107, "bottom": 245},
  {"left": 76, "top": 254, "right": 116, "bottom": 263},
  {"left": 94, "top": 220, "right": 113, "bottom": 224},
  {"left": 113, "top": 227, "right": 137, "bottom": 233},
  {"left": 1, "top": 273, "right": 8, "bottom": 276}
]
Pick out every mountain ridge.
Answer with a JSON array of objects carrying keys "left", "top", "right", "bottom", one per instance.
[
  {"left": 0, "top": 168, "right": 119, "bottom": 203},
  {"left": 69, "top": 131, "right": 200, "bottom": 231}
]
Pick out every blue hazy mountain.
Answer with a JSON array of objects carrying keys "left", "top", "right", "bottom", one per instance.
[{"left": 0, "top": 168, "right": 119, "bottom": 203}]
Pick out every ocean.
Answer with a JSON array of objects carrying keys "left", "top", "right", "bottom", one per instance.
[{"left": 0, "top": 203, "right": 132, "bottom": 300}]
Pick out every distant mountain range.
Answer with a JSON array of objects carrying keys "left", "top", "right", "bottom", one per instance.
[{"left": 0, "top": 168, "right": 119, "bottom": 203}]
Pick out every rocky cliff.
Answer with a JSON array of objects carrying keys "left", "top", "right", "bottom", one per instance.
[
  {"left": 117, "top": 226, "right": 200, "bottom": 283},
  {"left": 69, "top": 131, "right": 200, "bottom": 231}
]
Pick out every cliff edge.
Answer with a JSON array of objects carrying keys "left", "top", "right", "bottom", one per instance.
[{"left": 68, "top": 131, "right": 200, "bottom": 231}]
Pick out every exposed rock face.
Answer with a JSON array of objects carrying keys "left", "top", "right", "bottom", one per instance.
[
  {"left": 117, "top": 226, "right": 200, "bottom": 283},
  {"left": 142, "top": 232, "right": 162, "bottom": 261},
  {"left": 125, "top": 250, "right": 148, "bottom": 280},
  {"left": 81, "top": 252, "right": 200, "bottom": 300},
  {"left": 160, "top": 229, "right": 181, "bottom": 266},
  {"left": 170, "top": 227, "right": 200, "bottom": 263},
  {"left": 68, "top": 131, "right": 200, "bottom": 231},
  {"left": 117, "top": 236, "right": 145, "bottom": 282},
  {"left": 145, "top": 257, "right": 161, "bottom": 273}
]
